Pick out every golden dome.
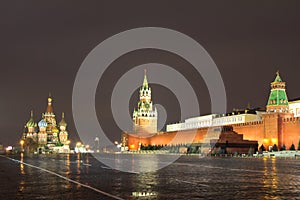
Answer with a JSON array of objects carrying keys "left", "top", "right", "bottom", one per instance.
[
  {"left": 59, "top": 112, "right": 67, "bottom": 127},
  {"left": 52, "top": 127, "right": 59, "bottom": 133}
]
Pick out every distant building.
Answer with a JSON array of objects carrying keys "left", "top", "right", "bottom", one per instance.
[
  {"left": 22, "top": 95, "right": 70, "bottom": 153},
  {"left": 166, "top": 113, "right": 262, "bottom": 132},
  {"left": 122, "top": 71, "right": 300, "bottom": 153}
]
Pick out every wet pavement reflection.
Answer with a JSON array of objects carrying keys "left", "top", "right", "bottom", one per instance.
[{"left": 1, "top": 154, "right": 300, "bottom": 199}]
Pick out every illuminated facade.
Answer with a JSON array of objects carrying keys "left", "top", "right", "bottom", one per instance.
[
  {"left": 22, "top": 95, "right": 70, "bottom": 153},
  {"left": 166, "top": 113, "right": 262, "bottom": 132},
  {"left": 132, "top": 70, "right": 158, "bottom": 135},
  {"left": 122, "top": 71, "right": 300, "bottom": 152},
  {"left": 289, "top": 100, "right": 300, "bottom": 117}
]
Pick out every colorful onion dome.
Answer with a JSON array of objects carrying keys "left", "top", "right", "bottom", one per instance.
[
  {"left": 26, "top": 111, "right": 37, "bottom": 128},
  {"left": 59, "top": 112, "right": 67, "bottom": 127},
  {"left": 52, "top": 127, "right": 59, "bottom": 133},
  {"left": 38, "top": 118, "right": 47, "bottom": 128}
]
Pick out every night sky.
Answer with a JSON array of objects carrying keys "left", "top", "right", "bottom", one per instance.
[{"left": 1, "top": 1, "right": 300, "bottom": 146}]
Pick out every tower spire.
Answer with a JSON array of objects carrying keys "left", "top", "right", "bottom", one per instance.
[
  {"left": 274, "top": 70, "right": 282, "bottom": 82},
  {"left": 143, "top": 69, "right": 148, "bottom": 89}
]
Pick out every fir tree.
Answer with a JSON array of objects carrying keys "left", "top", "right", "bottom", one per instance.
[
  {"left": 289, "top": 143, "right": 296, "bottom": 151},
  {"left": 280, "top": 144, "right": 286, "bottom": 151},
  {"left": 248, "top": 147, "right": 253, "bottom": 156},
  {"left": 259, "top": 144, "right": 266, "bottom": 153},
  {"left": 298, "top": 140, "right": 300, "bottom": 151},
  {"left": 272, "top": 144, "right": 278, "bottom": 151}
]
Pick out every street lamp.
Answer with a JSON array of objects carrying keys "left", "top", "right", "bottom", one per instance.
[{"left": 20, "top": 140, "right": 24, "bottom": 152}]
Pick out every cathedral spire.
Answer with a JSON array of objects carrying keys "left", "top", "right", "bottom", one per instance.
[{"left": 46, "top": 93, "right": 53, "bottom": 113}]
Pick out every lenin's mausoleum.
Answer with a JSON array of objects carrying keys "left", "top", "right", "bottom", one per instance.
[{"left": 121, "top": 71, "right": 300, "bottom": 153}]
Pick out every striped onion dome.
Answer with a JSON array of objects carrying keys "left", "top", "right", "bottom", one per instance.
[{"left": 26, "top": 111, "right": 37, "bottom": 128}]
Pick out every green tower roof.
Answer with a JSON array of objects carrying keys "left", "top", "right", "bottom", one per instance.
[
  {"left": 273, "top": 71, "right": 282, "bottom": 82},
  {"left": 267, "top": 90, "right": 289, "bottom": 106},
  {"left": 267, "top": 71, "right": 289, "bottom": 107}
]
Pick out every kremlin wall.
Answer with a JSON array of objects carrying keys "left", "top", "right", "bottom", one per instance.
[{"left": 121, "top": 71, "right": 300, "bottom": 153}]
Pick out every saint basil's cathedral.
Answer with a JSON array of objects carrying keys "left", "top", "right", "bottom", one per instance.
[{"left": 21, "top": 95, "right": 70, "bottom": 153}]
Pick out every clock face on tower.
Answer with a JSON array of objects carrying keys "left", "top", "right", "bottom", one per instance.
[{"left": 145, "top": 103, "right": 150, "bottom": 109}]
